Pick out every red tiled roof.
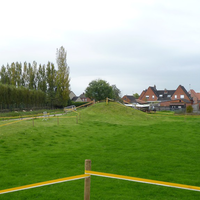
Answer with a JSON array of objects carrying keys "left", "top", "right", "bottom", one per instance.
[{"left": 136, "top": 99, "right": 148, "bottom": 104}]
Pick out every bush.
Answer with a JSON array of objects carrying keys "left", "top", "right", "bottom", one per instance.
[
  {"left": 70, "top": 101, "right": 88, "bottom": 107},
  {"left": 186, "top": 105, "right": 193, "bottom": 113}
]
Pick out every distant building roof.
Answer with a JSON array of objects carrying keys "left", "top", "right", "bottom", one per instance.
[
  {"left": 71, "top": 96, "right": 82, "bottom": 102},
  {"left": 79, "top": 93, "right": 86, "bottom": 98},
  {"left": 122, "top": 95, "right": 137, "bottom": 103},
  {"left": 157, "top": 90, "right": 175, "bottom": 101},
  {"left": 69, "top": 91, "right": 76, "bottom": 100}
]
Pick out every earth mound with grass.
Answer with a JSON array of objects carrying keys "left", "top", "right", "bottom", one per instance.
[{"left": 80, "top": 102, "right": 151, "bottom": 125}]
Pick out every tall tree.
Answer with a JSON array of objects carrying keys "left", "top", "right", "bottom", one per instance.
[
  {"left": 22, "top": 62, "right": 28, "bottom": 87},
  {"left": 32, "top": 61, "right": 38, "bottom": 90},
  {"left": 28, "top": 62, "right": 35, "bottom": 89},
  {"left": 56, "top": 46, "right": 70, "bottom": 106},
  {"left": 37, "top": 63, "right": 47, "bottom": 92},
  {"left": 6, "top": 64, "right": 11, "bottom": 85},
  {"left": 16, "top": 62, "right": 22, "bottom": 87},
  {"left": 41, "top": 64, "right": 47, "bottom": 92},
  {"left": 46, "top": 62, "right": 56, "bottom": 100},
  {"left": 37, "top": 64, "right": 42, "bottom": 90},
  {"left": 0, "top": 65, "right": 7, "bottom": 84},
  {"left": 10, "top": 62, "right": 16, "bottom": 86}
]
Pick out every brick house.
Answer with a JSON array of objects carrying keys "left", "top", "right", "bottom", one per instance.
[
  {"left": 189, "top": 89, "right": 200, "bottom": 112},
  {"left": 171, "top": 85, "right": 192, "bottom": 101},
  {"left": 139, "top": 85, "right": 175, "bottom": 102},
  {"left": 79, "top": 93, "right": 91, "bottom": 102},
  {"left": 189, "top": 89, "right": 200, "bottom": 104},
  {"left": 139, "top": 85, "right": 193, "bottom": 110}
]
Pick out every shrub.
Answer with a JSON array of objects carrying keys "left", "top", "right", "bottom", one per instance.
[
  {"left": 186, "top": 105, "right": 193, "bottom": 113},
  {"left": 70, "top": 101, "right": 88, "bottom": 107}
]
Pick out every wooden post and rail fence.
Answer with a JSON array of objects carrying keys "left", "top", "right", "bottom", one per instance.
[{"left": 0, "top": 159, "right": 200, "bottom": 199}]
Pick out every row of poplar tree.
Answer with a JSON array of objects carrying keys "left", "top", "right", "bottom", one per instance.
[{"left": 0, "top": 46, "right": 70, "bottom": 110}]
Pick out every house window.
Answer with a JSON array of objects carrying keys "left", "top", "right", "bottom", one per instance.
[
  {"left": 180, "top": 95, "right": 184, "bottom": 99},
  {"left": 159, "top": 94, "right": 163, "bottom": 97},
  {"left": 167, "top": 95, "right": 171, "bottom": 98},
  {"left": 146, "top": 95, "right": 149, "bottom": 99},
  {"left": 152, "top": 95, "right": 155, "bottom": 99},
  {"left": 175, "top": 95, "right": 177, "bottom": 99}
]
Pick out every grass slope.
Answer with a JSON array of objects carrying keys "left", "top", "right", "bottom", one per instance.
[{"left": 0, "top": 102, "right": 200, "bottom": 199}]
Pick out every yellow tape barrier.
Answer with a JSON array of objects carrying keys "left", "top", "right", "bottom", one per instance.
[
  {"left": 1, "top": 170, "right": 200, "bottom": 195},
  {"left": 76, "top": 101, "right": 94, "bottom": 109},
  {"left": 0, "top": 118, "right": 33, "bottom": 128},
  {"left": 0, "top": 115, "right": 77, "bottom": 127},
  {"left": 0, "top": 113, "right": 47, "bottom": 119},
  {"left": 85, "top": 170, "right": 200, "bottom": 192},
  {"left": 0, "top": 174, "right": 89, "bottom": 195},
  {"left": 56, "top": 117, "right": 76, "bottom": 119}
]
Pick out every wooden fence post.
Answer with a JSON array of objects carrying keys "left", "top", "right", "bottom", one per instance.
[
  {"left": 84, "top": 159, "right": 91, "bottom": 200},
  {"left": 106, "top": 97, "right": 108, "bottom": 105},
  {"left": 33, "top": 118, "right": 34, "bottom": 127},
  {"left": 76, "top": 115, "right": 78, "bottom": 124}
]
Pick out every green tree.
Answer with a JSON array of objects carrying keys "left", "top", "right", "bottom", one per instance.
[
  {"left": 32, "top": 61, "right": 38, "bottom": 90},
  {"left": 111, "top": 84, "right": 121, "bottom": 101},
  {"left": 0, "top": 65, "right": 7, "bottom": 84},
  {"left": 22, "top": 62, "right": 28, "bottom": 87},
  {"left": 10, "top": 62, "right": 16, "bottom": 86},
  {"left": 6, "top": 64, "right": 11, "bottom": 85},
  {"left": 133, "top": 93, "right": 139, "bottom": 99},
  {"left": 37, "top": 64, "right": 46, "bottom": 92},
  {"left": 36, "top": 64, "right": 42, "bottom": 90},
  {"left": 28, "top": 62, "right": 35, "bottom": 90},
  {"left": 85, "top": 79, "right": 113, "bottom": 101},
  {"left": 16, "top": 62, "right": 22, "bottom": 87},
  {"left": 55, "top": 46, "right": 70, "bottom": 107},
  {"left": 46, "top": 62, "right": 56, "bottom": 104}
]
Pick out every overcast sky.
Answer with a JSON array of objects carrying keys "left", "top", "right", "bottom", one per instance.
[{"left": 1, "top": 0, "right": 200, "bottom": 96}]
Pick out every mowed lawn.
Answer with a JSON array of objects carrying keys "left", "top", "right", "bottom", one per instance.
[{"left": 0, "top": 103, "right": 200, "bottom": 199}]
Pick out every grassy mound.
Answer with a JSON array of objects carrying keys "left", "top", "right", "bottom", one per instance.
[{"left": 80, "top": 102, "right": 152, "bottom": 125}]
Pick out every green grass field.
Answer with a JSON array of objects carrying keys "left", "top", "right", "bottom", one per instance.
[{"left": 0, "top": 102, "right": 200, "bottom": 199}]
